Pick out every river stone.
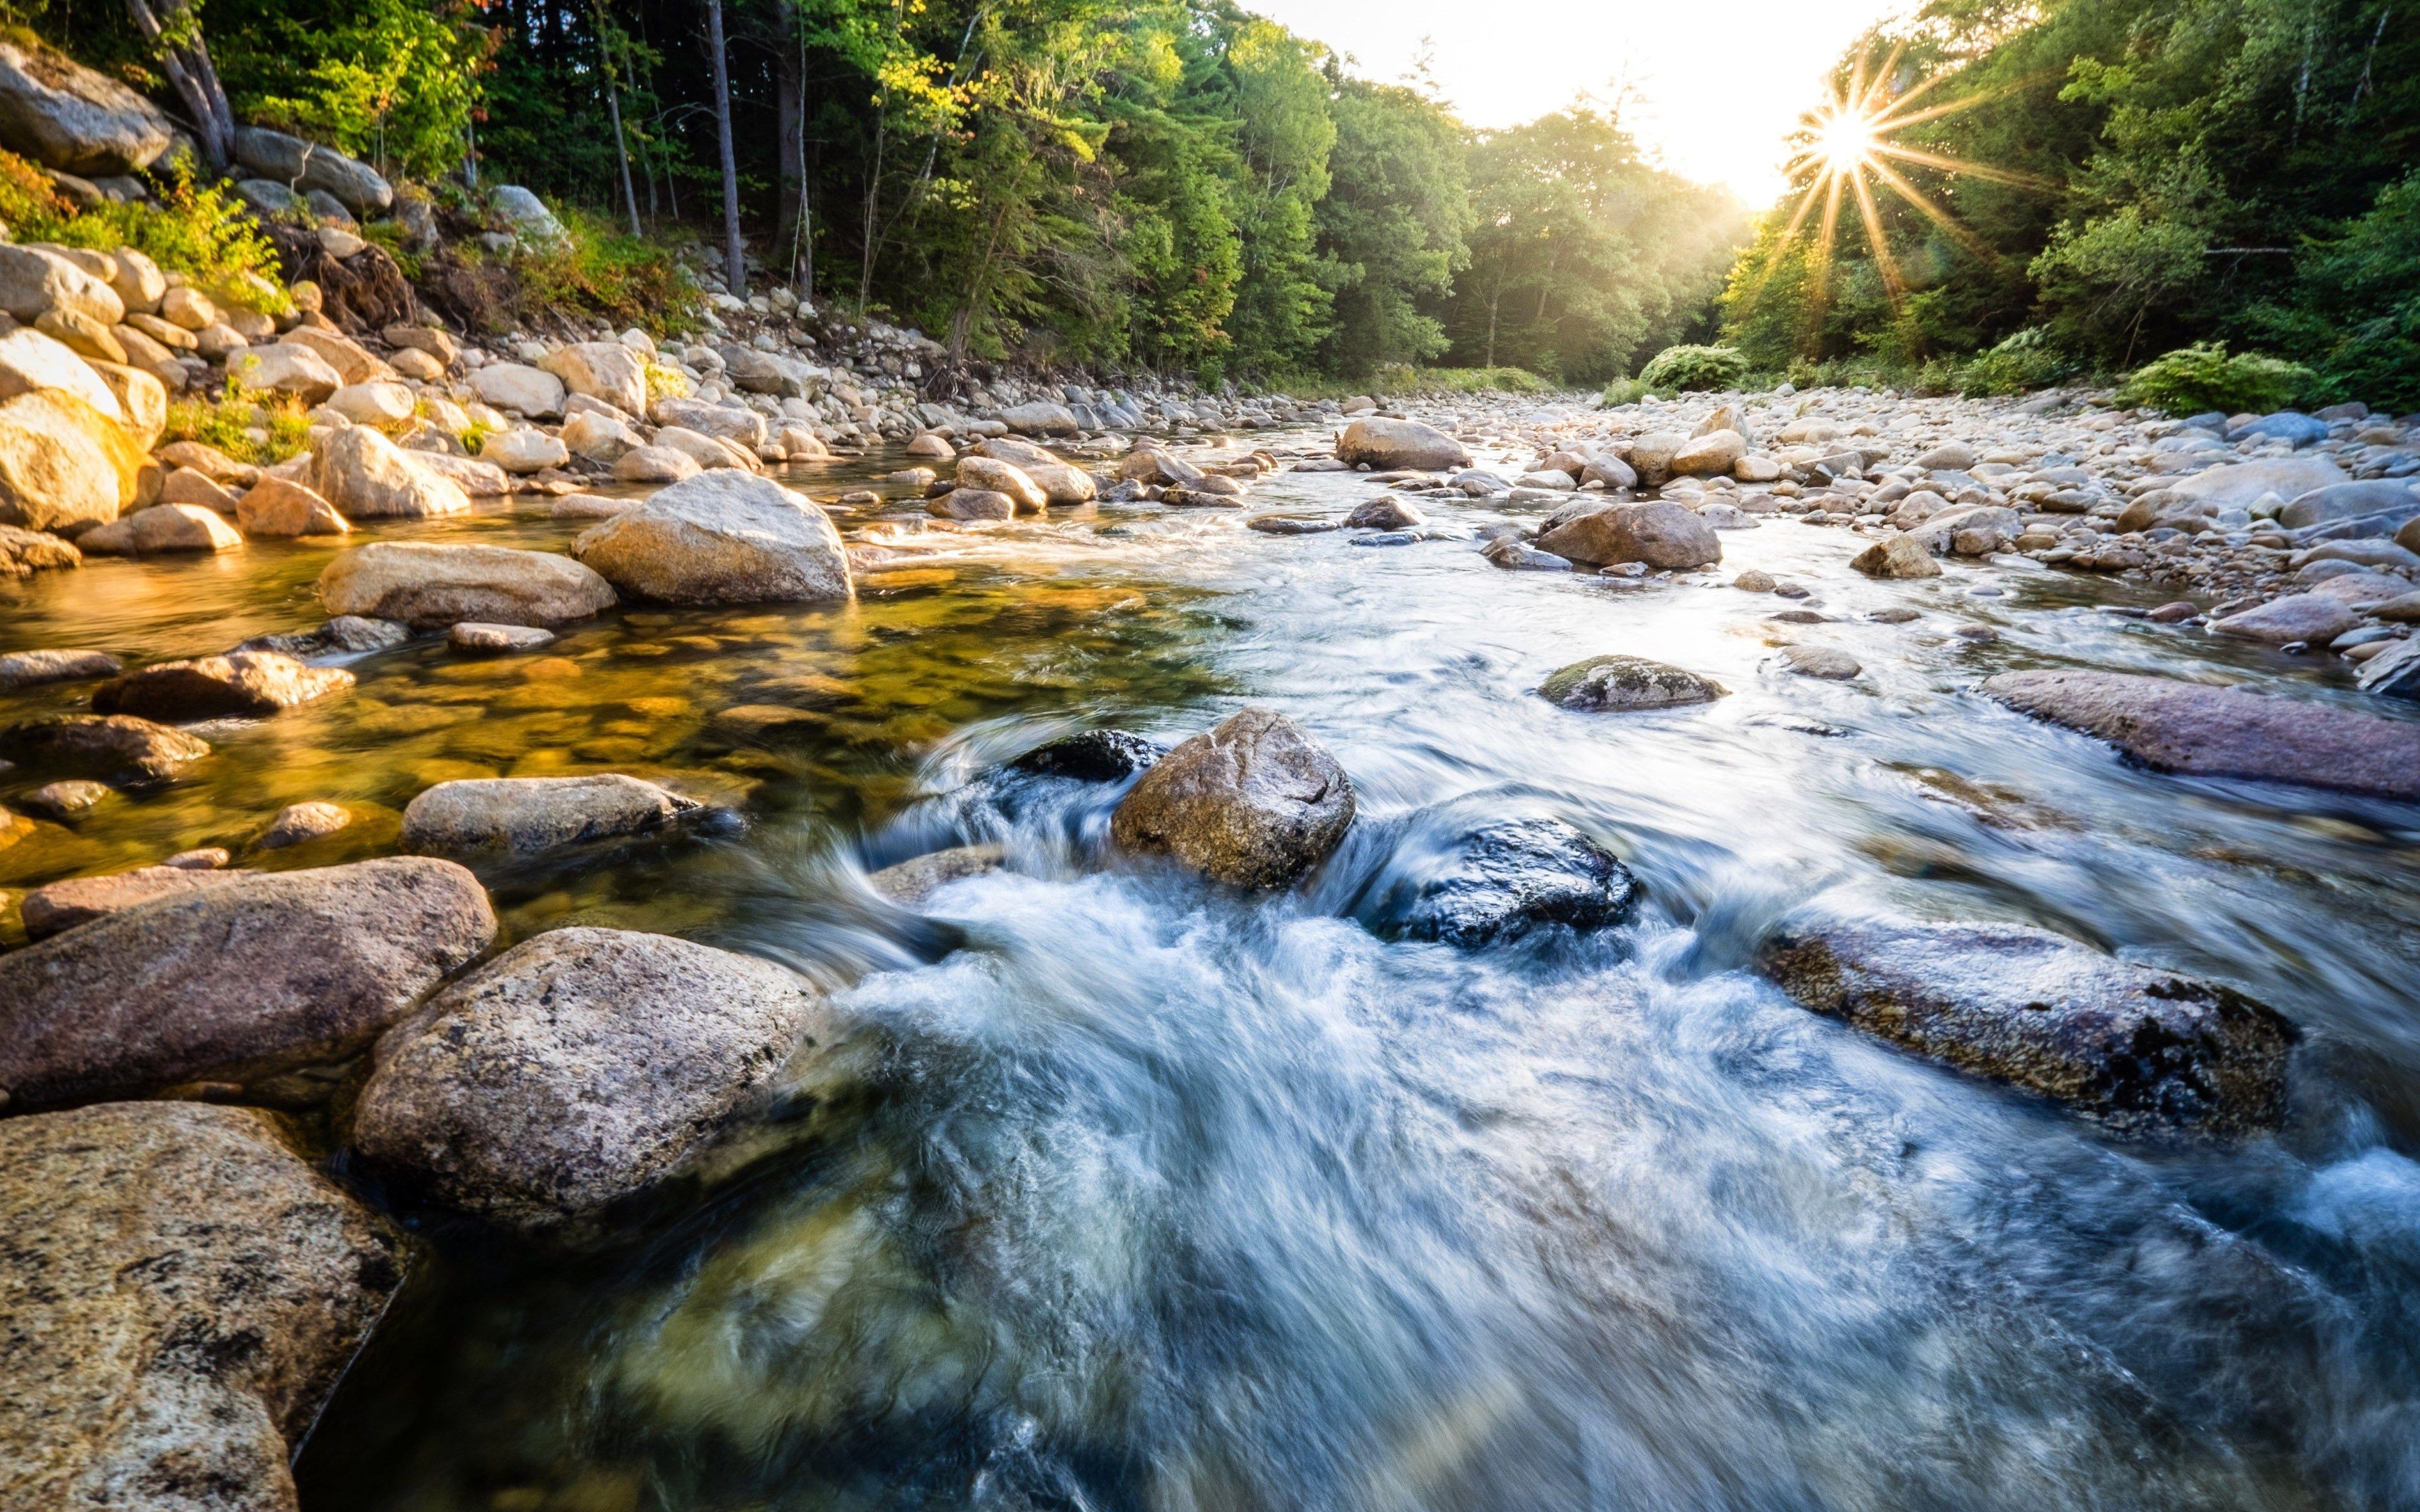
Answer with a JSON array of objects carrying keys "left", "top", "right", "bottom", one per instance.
[
  {"left": 1985, "top": 668, "right": 2420, "bottom": 800},
  {"left": 1110, "top": 707, "right": 1355, "bottom": 888},
  {"left": 2169, "top": 455, "right": 2347, "bottom": 510},
  {"left": 0, "top": 647, "right": 118, "bottom": 690},
  {"left": 80, "top": 502, "right": 244, "bottom": 556},
  {"left": 0, "top": 713, "right": 207, "bottom": 781},
  {"left": 1851, "top": 534, "right": 1943, "bottom": 578},
  {"left": 312, "top": 425, "right": 473, "bottom": 518},
  {"left": 0, "top": 522, "right": 80, "bottom": 575},
  {"left": 1670, "top": 428, "right": 1746, "bottom": 478},
  {"left": 1009, "top": 728, "right": 1165, "bottom": 782},
  {"left": 2208, "top": 592, "right": 2362, "bottom": 645},
  {"left": 956, "top": 455, "right": 1048, "bottom": 512},
  {"left": 650, "top": 397, "right": 768, "bottom": 447},
  {"left": 1540, "top": 654, "right": 1726, "bottom": 711},
  {"left": 401, "top": 773, "right": 698, "bottom": 859},
  {"left": 236, "top": 614, "right": 410, "bottom": 661},
  {"left": 449, "top": 621, "right": 555, "bottom": 652},
  {"left": 410, "top": 450, "right": 512, "bottom": 498},
  {"left": 1757, "top": 919, "right": 2296, "bottom": 1136},
  {"left": 1537, "top": 501, "right": 1721, "bottom": 569},
  {"left": 1906, "top": 503, "right": 2020, "bottom": 555},
  {"left": 1122, "top": 449, "right": 1204, "bottom": 485},
  {"left": 561, "top": 408, "right": 642, "bottom": 464},
  {"left": 1336, "top": 417, "right": 1472, "bottom": 471},
  {"left": 485, "top": 427, "right": 569, "bottom": 474},
  {"left": 1000, "top": 401, "right": 1080, "bottom": 436},
  {"left": 1387, "top": 817, "right": 1641, "bottom": 948},
  {"left": 2355, "top": 638, "right": 2420, "bottom": 701},
  {"left": 0, "top": 1101, "right": 405, "bottom": 1512},
  {"left": 930, "top": 486, "right": 1014, "bottom": 520},
  {"left": 20, "top": 862, "right": 248, "bottom": 939},
  {"left": 0, "top": 325, "right": 125, "bottom": 422},
  {"left": 92, "top": 650, "right": 354, "bottom": 721},
  {"left": 1779, "top": 644, "right": 1862, "bottom": 680},
  {"left": 0, "top": 37, "right": 173, "bottom": 175},
  {"left": 0, "top": 242, "right": 124, "bottom": 327},
  {"left": 352, "top": 927, "right": 835, "bottom": 1228},
  {"left": 493, "top": 184, "right": 567, "bottom": 244},
  {"left": 870, "top": 844, "right": 1006, "bottom": 903},
  {"left": 539, "top": 341, "right": 648, "bottom": 416},
  {"left": 319, "top": 541, "right": 617, "bottom": 628},
  {"left": 470, "top": 361, "right": 566, "bottom": 418},
  {"left": 0, "top": 857, "right": 494, "bottom": 1110},
  {"left": 1914, "top": 442, "right": 1978, "bottom": 471},
  {"left": 0, "top": 390, "right": 144, "bottom": 532},
  {"left": 1344, "top": 495, "right": 1426, "bottom": 530},
  {"left": 571, "top": 471, "right": 851, "bottom": 605},
  {"left": 1581, "top": 454, "right": 1638, "bottom": 490},
  {"left": 227, "top": 341, "right": 343, "bottom": 403},
  {"left": 255, "top": 800, "right": 352, "bottom": 850},
  {"left": 2278, "top": 480, "right": 2420, "bottom": 530},
  {"left": 238, "top": 476, "right": 350, "bottom": 537}
]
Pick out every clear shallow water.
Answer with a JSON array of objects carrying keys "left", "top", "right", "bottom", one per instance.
[{"left": 8, "top": 434, "right": 2419, "bottom": 1510}]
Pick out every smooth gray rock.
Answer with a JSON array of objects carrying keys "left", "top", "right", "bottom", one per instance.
[
  {"left": 401, "top": 774, "right": 698, "bottom": 859},
  {"left": 1539, "top": 654, "right": 1726, "bottom": 711},
  {"left": 870, "top": 844, "right": 1005, "bottom": 903},
  {"left": 1335, "top": 417, "right": 1472, "bottom": 471},
  {"left": 0, "top": 38, "right": 173, "bottom": 175},
  {"left": 572, "top": 471, "right": 851, "bottom": 605}
]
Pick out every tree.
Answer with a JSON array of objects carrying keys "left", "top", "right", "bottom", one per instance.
[
  {"left": 1314, "top": 73, "right": 1471, "bottom": 375},
  {"left": 122, "top": 0, "right": 236, "bottom": 170},
  {"left": 704, "top": 0, "right": 745, "bottom": 292}
]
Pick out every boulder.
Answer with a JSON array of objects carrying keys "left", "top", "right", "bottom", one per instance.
[
  {"left": 1336, "top": 417, "right": 1472, "bottom": 471},
  {"left": 232, "top": 125, "right": 393, "bottom": 214},
  {"left": 470, "top": 361, "right": 567, "bottom": 418},
  {"left": 1122, "top": 449, "right": 1204, "bottom": 485},
  {"left": 325, "top": 379, "right": 417, "bottom": 430},
  {"left": 0, "top": 647, "right": 118, "bottom": 690},
  {"left": 1008, "top": 728, "right": 1165, "bottom": 782},
  {"left": 906, "top": 432, "right": 955, "bottom": 459},
  {"left": 1581, "top": 453, "right": 1639, "bottom": 490},
  {"left": 1381, "top": 817, "right": 1640, "bottom": 948},
  {"left": 106, "top": 246, "right": 164, "bottom": 315},
  {"left": 80, "top": 502, "right": 243, "bottom": 555},
  {"left": 401, "top": 774, "right": 698, "bottom": 859},
  {"left": 561, "top": 408, "right": 642, "bottom": 464},
  {"left": 1757, "top": 919, "right": 2295, "bottom": 1136},
  {"left": 0, "top": 390, "right": 143, "bottom": 531},
  {"left": 0, "top": 522, "right": 80, "bottom": 576},
  {"left": 1110, "top": 708, "right": 1354, "bottom": 888},
  {"left": 1539, "top": 654, "right": 1726, "bottom": 711},
  {"left": 2278, "top": 480, "right": 2419, "bottom": 530},
  {"left": 955, "top": 455, "right": 1048, "bottom": 512},
  {"left": 1778, "top": 644, "right": 1862, "bottom": 680},
  {"left": 88, "top": 360, "right": 164, "bottom": 447},
  {"left": 449, "top": 621, "right": 555, "bottom": 652},
  {"left": 0, "top": 1102, "right": 404, "bottom": 1512},
  {"left": 2208, "top": 592, "right": 2362, "bottom": 646},
  {"left": 614, "top": 444, "right": 703, "bottom": 484},
  {"left": 277, "top": 325, "right": 392, "bottom": 385},
  {"left": 654, "top": 425, "right": 758, "bottom": 472},
  {"left": 2169, "top": 455, "right": 2347, "bottom": 510},
  {"left": 571, "top": 471, "right": 851, "bottom": 605},
  {"left": 255, "top": 800, "right": 351, "bottom": 850},
  {"left": 1000, "top": 401, "right": 1080, "bottom": 436},
  {"left": 1669, "top": 428, "right": 1746, "bottom": 477},
  {"left": 929, "top": 486, "right": 1013, "bottom": 520},
  {"left": 1537, "top": 501, "right": 1721, "bottom": 569},
  {"left": 227, "top": 341, "right": 343, "bottom": 403},
  {"left": 0, "top": 37, "right": 172, "bottom": 174},
  {"left": 492, "top": 184, "right": 567, "bottom": 244},
  {"left": 0, "top": 242, "right": 123, "bottom": 326},
  {"left": 92, "top": 651, "right": 354, "bottom": 721},
  {"left": 0, "top": 326, "right": 125, "bottom": 421},
  {"left": 869, "top": 844, "right": 1005, "bottom": 904},
  {"left": 650, "top": 396, "right": 766, "bottom": 446},
  {"left": 352, "top": 927, "right": 833, "bottom": 1228},
  {"left": 0, "top": 713, "right": 207, "bottom": 781},
  {"left": 236, "top": 476, "right": 349, "bottom": 537},
  {"left": 1985, "top": 668, "right": 2420, "bottom": 799},
  {"left": 1851, "top": 534, "right": 1943, "bottom": 578},
  {"left": 234, "top": 614, "right": 408, "bottom": 661},
  {"left": 539, "top": 341, "right": 648, "bottom": 416},
  {"left": 408, "top": 450, "right": 510, "bottom": 497},
  {"left": 319, "top": 541, "right": 617, "bottom": 628},
  {"left": 311, "top": 425, "right": 473, "bottom": 518},
  {"left": 20, "top": 863, "right": 246, "bottom": 940},
  {"left": 0, "top": 857, "right": 494, "bottom": 1109},
  {"left": 484, "top": 427, "right": 570, "bottom": 474},
  {"left": 1906, "top": 503, "right": 2020, "bottom": 556},
  {"left": 1344, "top": 495, "right": 1425, "bottom": 530},
  {"left": 2356, "top": 638, "right": 2420, "bottom": 701}
]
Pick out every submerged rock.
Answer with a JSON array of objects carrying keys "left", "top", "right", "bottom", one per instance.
[
  {"left": 870, "top": 844, "right": 1006, "bottom": 904},
  {"left": 1383, "top": 817, "right": 1640, "bottom": 948},
  {"left": 1540, "top": 654, "right": 1726, "bottom": 711},
  {"left": 0, "top": 712, "right": 208, "bottom": 781},
  {"left": 91, "top": 650, "right": 354, "bottom": 721},
  {"left": 1756, "top": 919, "right": 2296, "bottom": 1137},
  {"left": 0, "top": 857, "right": 494, "bottom": 1111},
  {"left": 1008, "top": 728, "right": 1165, "bottom": 782},
  {"left": 18, "top": 862, "right": 246, "bottom": 939},
  {"left": 352, "top": 927, "right": 835, "bottom": 1229},
  {"left": 1110, "top": 707, "right": 1354, "bottom": 888},
  {"left": 0, "top": 646, "right": 118, "bottom": 690},
  {"left": 1984, "top": 668, "right": 2420, "bottom": 800},
  {"left": 401, "top": 773, "right": 700, "bottom": 859},
  {"left": 318, "top": 541, "right": 618, "bottom": 629},
  {"left": 0, "top": 1102, "right": 403, "bottom": 1512}
]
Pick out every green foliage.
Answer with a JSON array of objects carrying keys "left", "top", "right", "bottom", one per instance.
[
  {"left": 0, "top": 151, "right": 287, "bottom": 312},
  {"left": 500, "top": 207, "right": 699, "bottom": 334},
  {"left": 2116, "top": 341, "right": 2311, "bottom": 414},
  {"left": 2247, "top": 171, "right": 2420, "bottom": 411},
  {"left": 1959, "top": 327, "right": 2082, "bottom": 396},
  {"left": 1313, "top": 75, "right": 1471, "bottom": 376},
  {"left": 163, "top": 381, "right": 313, "bottom": 466},
  {"left": 1637, "top": 344, "right": 1748, "bottom": 391},
  {"left": 222, "top": 0, "right": 490, "bottom": 181}
]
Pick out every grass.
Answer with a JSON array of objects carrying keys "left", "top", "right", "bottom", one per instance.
[{"left": 163, "top": 382, "right": 314, "bottom": 467}]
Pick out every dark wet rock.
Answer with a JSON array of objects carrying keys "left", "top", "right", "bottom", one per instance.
[
  {"left": 1850, "top": 535, "right": 1942, "bottom": 579},
  {"left": 0, "top": 646, "right": 118, "bottom": 690},
  {"left": 1110, "top": 707, "right": 1354, "bottom": 888},
  {"left": 401, "top": 774, "right": 700, "bottom": 860},
  {"left": 0, "top": 857, "right": 493, "bottom": 1111},
  {"left": 1383, "top": 818, "right": 1640, "bottom": 948},
  {"left": 1247, "top": 514, "right": 1340, "bottom": 534},
  {"left": 91, "top": 650, "right": 355, "bottom": 721},
  {"left": 2208, "top": 593, "right": 2362, "bottom": 646},
  {"left": 1344, "top": 495, "right": 1426, "bottom": 530},
  {"left": 2356, "top": 638, "right": 2420, "bottom": 701},
  {"left": 17, "top": 777, "right": 110, "bottom": 818},
  {"left": 1778, "top": 644, "right": 1862, "bottom": 680},
  {"left": 0, "top": 713, "right": 208, "bottom": 781},
  {"left": 0, "top": 1101, "right": 404, "bottom": 1512},
  {"left": 1983, "top": 669, "right": 2420, "bottom": 800},
  {"left": 1009, "top": 728, "right": 1165, "bottom": 782},
  {"left": 234, "top": 614, "right": 412, "bottom": 662},
  {"left": 1536, "top": 501, "right": 1720, "bottom": 570},
  {"left": 18, "top": 862, "right": 248, "bottom": 939},
  {"left": 870, "top": 844, "right": 1005, "bottom": 904},
  {"left": 352, "top": 927, "right": 834, "bottom": 1230},
  {"left": 1540, "top": 655, "right": 1726, "bottom": 712},
  {"left": 1756, "top": 919, "right": 2296, "bottom": 1137}
]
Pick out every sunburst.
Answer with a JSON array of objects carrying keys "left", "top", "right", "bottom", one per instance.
[{"left": 1756, "top": 44, "right": 2054, "bottom": 336}]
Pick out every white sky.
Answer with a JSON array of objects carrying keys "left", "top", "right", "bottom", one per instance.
[{"left": 1256, "top": 0, "right": 1913, "bottom": 204}]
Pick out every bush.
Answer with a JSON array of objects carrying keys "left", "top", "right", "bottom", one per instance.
[
  {"left": 502, "top": 208, "right": 699, "bottom": 335},
  {"left": 1960, "top": 327, "right": 2080, "bottom": 397},
  {"left": 2116, "top": 341, "right": 2311, "bottom": 416},
  {"left": 0, "top": 151, "right": 289, "bottom": 314},
  {"left": 1637, "top": 344, "right": 1748, "bottom": 392},
  {"left": 163, "top": 382, "right": 314, "bottom": 467}
]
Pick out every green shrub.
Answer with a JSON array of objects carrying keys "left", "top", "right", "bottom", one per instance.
[
  {"left": 0, "top": 151, "right": 289, "bottom": 314},
  {"left": 504, "top": 207, "right": 700, "bottom": 335},
  {"left": 1637, "top": 344, "right": 1748, "bottom": 392},
  {"left": 163, "top": 382, "right": 313, "bottom": 467},
  {"left": 1960, "top": 327, "right": 2080, "bottom": 397},
  {"left": 2116, "top": 342, "right": 2310, "bottom": 416}
]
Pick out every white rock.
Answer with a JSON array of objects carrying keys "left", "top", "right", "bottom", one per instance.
[
  {"left": 572, "top": 471, "right": 851, "bottom": 605},
  {"left": 469, "top": 362, "right": 565, "bottom": 419}
]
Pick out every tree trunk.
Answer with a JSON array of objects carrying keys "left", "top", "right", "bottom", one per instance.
[
  {"left": 776, "top": 24, "right": 807, "bottom": 285},
  {"left": 704, "top": 0, "right": 745, "bottom": 294},
  {"left": 599, "top": 13, "right": 642, "bottom": 237},
  {"left": 124, "top": 0, "right": 235, "bottom": 171}
]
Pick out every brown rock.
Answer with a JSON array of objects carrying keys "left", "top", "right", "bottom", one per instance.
[
  {"left": 1850, "top": 534, "right": 1943, "bottom": 579},
  {"left": 20, "top": 863, "right": 247, "bottom": 939},
  {"left": 0, "top": 647, "right": 117, "bottom": 690},
  {"left": 0, "top": 713, "right": 208, "bottom": 781},
  {"left": 869, "top": 844, "right": 1005, "bottom": 903},
  {"left": 1110, "top": 708, "right": 1354, "bottom": 888},
  {"left": 93, "top": 650, "right": 354, "bottom": 721},
  {"left": 1537, "top": 501, "right": 1721, "bottom": 569},
  {"left": 236, "top": 476, "right": 349, "bottom": 537},
  {"left": 0, "top": 523, "right": 79, "bottom": 576},
  {"left": 1538, "top": 654, "right": 1726, "bottom": 711}
]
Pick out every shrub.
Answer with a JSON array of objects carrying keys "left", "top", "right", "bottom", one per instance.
[
  {"left": 504, "top": 207, "right": 700, "bottom": 335},
  {"left": 1960, "top": 327, "right": 2080, "bottom": 397},
  {"left": 1637, "top": 344, "right": 1748, "bottom": 392},
  {"left": 2116, "top": 342, "right": 2311, "bottom": 416},
  {"left": 163, "top": 382, "right": 314, "bottom": 467},
  {"left": 0, "top": 151, "right": 289, "bottom": 314}
]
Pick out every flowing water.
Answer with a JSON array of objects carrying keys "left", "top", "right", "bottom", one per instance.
[{"left": 6, "top": 430, "right": 2419, "bottom": 1511}]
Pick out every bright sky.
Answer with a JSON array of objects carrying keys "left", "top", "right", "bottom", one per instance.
[{"left": 1257, "top": 0, "right": 1913, "bottom": 205}]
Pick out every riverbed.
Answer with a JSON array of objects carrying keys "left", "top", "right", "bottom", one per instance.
[{"left": 7, "top": 421, "right": 2418, "bottom": 1511}]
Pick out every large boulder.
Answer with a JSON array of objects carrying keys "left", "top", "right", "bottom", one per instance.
[
  {"left": 492, "top": 184, "right": 567, "bottom": 246},
  {"left": 0, "top": 522, "right": 80, "bottom": 576},
  {"left": 0, "top": 326, "right": 125, "bottom": 422},
  {"left": 237, "top": 476, "right": 349, "bottom": 537},
  {"left": 0, "top": 242, "right": 124, "bottom": 326},
  {"left": 352, "top": 927, "right": 834, "bottom": 1228},
  {"left": 401, "top": 774, "right": 698, "bottom": 859},
  {"left": 469, "top": 361, "right": 567, "bottom": 418},
  {"left": 20, "top": 862, "right": 247, "bottom": 940},
  {"left": 1536, "top": 501, "right": 1721, "bottom": 569},
  {"left": 91, "top": 651, "right": 354, "bottom": 721},
  {"left": 1850, "top": 534, "right": 1943, "bottom": 578},
  {"left": 1905, "top": 503, "right": 2020, "bottom": 556},
  {"left": 319, "top": 541, "right": 616, "bottom": 627},
  {"left": 972, "top": 437, "right": 1096, "bottom": 502},
  {"left": 311, "top": 425, "right": 473, "bottom": 518},
  {"left": 0, "top": 1102, "right": 404, "bottom": 1512},
  {"left": 86, "top": 358, "right": 165, "bottom": 448},
  {"left": 647, "top": 396, "right": 768, "bottom": 447},
  {"left": 1669, "top": 428, "right": 1746, "bottom": 478},
  {"left": 539, "top": 341, "right": 649, "bottom": 416},
  {"left": 955, "top": 455, "right": 1048, "bottom": 512},
  {"left": 0, "top": 713, "right": 207, "bottom": 781},
  {"left": 2168, "top": 454, "right": 2347, "bottom": 510},
  {"left": 231, "top": 124, "right": 393, "bottom": 214},
  {"left": 2278, "top": 480, "right": 2420, "bottom": 530},
  {"left": 1000, "top": 401, "right": 1080, "bottom": 436},
  {"left": 0, "top": 37, "right": 173, "bottom": 174},
  {"left": 0, "top": 390, "right": 142, "bottom": 532},
  {"left": 483, "top": 427, "right": 569, "bottom": 474},
  {"left": 1539, "top": 654, "right": 1726, "bottom": 711},
  {"left": 2208, "top": 592, "right": 2363, "bottom": 645},
  {"left": 571, "top": 471, "right": 851, "bottom": 605},
  {"left": 1110, "top": 707, "right": 1355, "bottom": 888},
  {"left": 1335, "top": 417, "right": 1472, "bottom": 471},
  {"left": 1757, "top": 919, "right": 2295, "bottom": 1136},
  {"left": 0, "top": 857, "right": 495, "bottom": 1110},
  {"left": 227, "top": 341, "right": 344, "bottom": 403},
  {"left": 1985, "top": 668, "right": 2420, "bottom": 800},
  {"left": 1377, "top": 817, "right": 1640, "bottom": 948}
]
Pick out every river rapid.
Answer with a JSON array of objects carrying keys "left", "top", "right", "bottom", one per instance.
[{"left": 6, "top": 419, "right": 2417, "bottom": 1512}]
